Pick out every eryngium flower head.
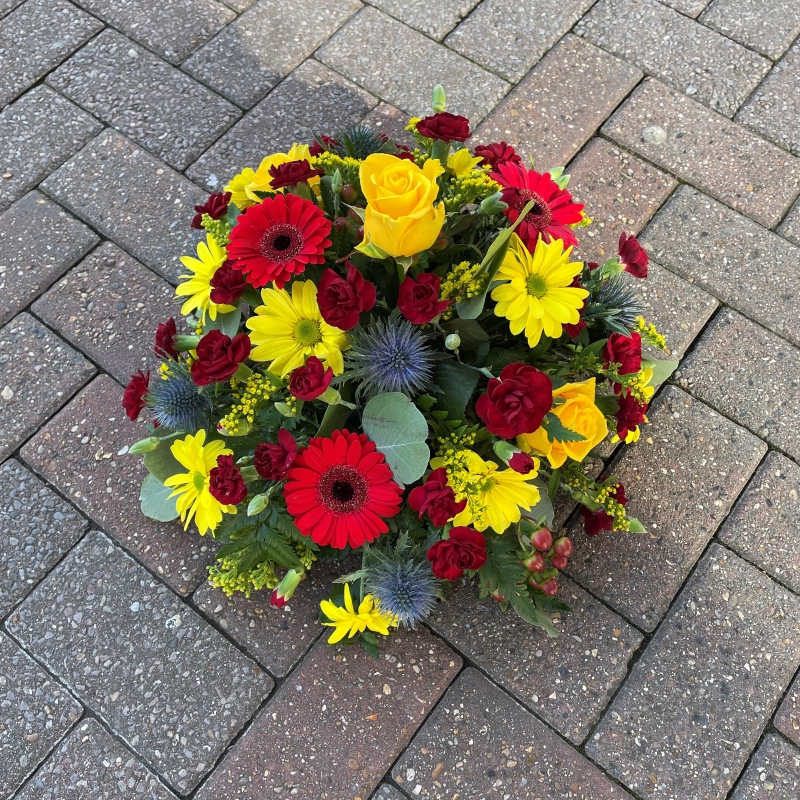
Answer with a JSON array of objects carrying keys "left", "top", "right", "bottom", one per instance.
[
  {"left": 365, "top": 557, "right": 440, "bottom": 628},
  {"left": 327, "top": 124, "right": 398, "bottom": 160},
  {"left": 149, "top": 363, "right": 212, "bottom": 431},
  {"left": 586, "top": 275, "right": 645, "bottom": 333}
]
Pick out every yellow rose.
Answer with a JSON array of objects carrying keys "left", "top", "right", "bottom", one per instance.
[
  {"left": 517, "top": 378, "right": 608, "bottom": 468},
  {"left": 245, "top": 144, "right": 314, "bottom": 201},
  {"left": 358, "top": 154, "right": 445, "bottom": 257}
]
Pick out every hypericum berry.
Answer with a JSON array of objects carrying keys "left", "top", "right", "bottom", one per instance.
[
  {"left": 355, "top": 225, "right": 364, "bottom": 241},
  {"left": 531, "top": 528, "right": 553, "bottom": 552},
  {"left": 553, "top": 536, "right": 573, "bottom": 558},
  {"left": 333, "top": 216, "right": 348, "bottom": 232},
  {"left": 551, "top": 554, "right": 569, "bottom": 570},
  {"left": 538, "top": 577, "right": 559, "bottom": 596},
  {"left": 341, "top": 184, "right": 359, "bottom": 204},
  {"left": 432, "top": 236, "right": 449, "bottom": 251},
  {"left": 489, "top": 589, "right": 505, "bottom": 602},
  {"left": 523, "top": 553, "right": 545, "bottom": 572}
]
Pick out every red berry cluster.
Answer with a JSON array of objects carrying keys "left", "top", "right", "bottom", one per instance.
[{"left": 522, "top": 528, "right": 574, "bottom": 596}]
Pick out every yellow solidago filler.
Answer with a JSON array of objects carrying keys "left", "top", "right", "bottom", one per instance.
[
  {"left": 439, "top": 261, "right": 489, "bottom": 319},
  {"left": 518, "top": 378, "right": 608, "bottom": 469},
  {"left": 636, "top": 317, "right": 668, "bottom": 351},
  {"left": 176, "top": 234, "right": 234, "bottom": 323},
  {"left": 246, "top": 279, "right": 348, "bottom": 376},
  {"left": 596, "top": 482, "right": 630, "bottom": 531},
  {"left": 447, "top": 147, "right": 483, "bottom": 178},
  {"left": 492, "top": 234, "right": 588, "bottom": 347},
  {"left": 320, "top": 583, "right": 397, "bottom": 644},
  {"left": 218, "top": 372, "right": 277, "bottom": 434},
  {"left": 164, "top": 430, "right": 235, "bottom": 535},
  {"left": 224, "top": 167, "right": 256, "bottom": 210},
  {"left": 245, "top": 144, "right": 314, "bottom": 201},
  {"left": 312, "top": 151, "right": 361, "bottom": 186},
  {"left": 405, "top": 117, "right": 421, "bottom": 133},
  {"left": 443, "top": 171, "right": 500, "bottom": 212}
]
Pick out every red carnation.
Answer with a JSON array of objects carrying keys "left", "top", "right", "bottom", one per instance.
[
  {"left": 475, "top": 363, "right": 553, "bottom": 439},
  {"left": 190, "top": 329, "right": 251, "bottom": 386},
  {"left": 191, "top": 192, "right": 230, "bottom": 229},
  {"left": 210, "top": 260, "right": 248, "bottom": 305},
  {"left": 289, "top": 356, "right": 333, "bottom": 401},
  {"left": 508, "top": 452, "right": 536, "bottom": 474},
  {"left": 154, "top": 318, "right": 178, "bottom": 359},
  {"left": 227, "top": 193, "right": 332, "bottom": 289},
  {"left": 122, "top": 370, "right": 150, "bottom": 421},
  {"left": 615, "top": 391, "right": 648, "bottom": 439},
  {"left": 474, "top": 142, "right": 521, "bottom": 169},
  {"left": 397, "top": 273, "right": 450, "bottom": 324},
  {"left": 317, "top": 262, "right": 376, "bottom": 330},
  {"left": 254, "top": 428, "right": 297, "bottom": 481},
  {"left": 603, "top": 332, "right": 643, "bottom": 376},
  {"left": 427, "top": 527, "right": 487, "bottom": 581},
  {"left": 208, "top": 454, "right": 247, "bottom": 505},
  {"left": 581, "top": 484, "right": 628, "bottom": 537},
  {"left": 618, "top": 232, "right": 649, "bottom": 278},
  {"left": 491, "top": 162, "right": 584, "bottom": 251},
  {"left": 416, "top": 112, "right": 471, "bottom": 142},
  {"left": 283, "top": 429, "right": 403, "bottom": 549},
  {"left": 308, "top": 135, "right": 338, "bottom": 157},
  {"left": 408, "top": 468, "right": 466, "bottom": 527},
  {"left": 268, "top": 159, "right": 324, "bottom": 190}
]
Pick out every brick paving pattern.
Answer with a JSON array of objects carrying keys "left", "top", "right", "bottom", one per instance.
[{"left": 2, "top": 0, "right": 800, "bottom": 797}]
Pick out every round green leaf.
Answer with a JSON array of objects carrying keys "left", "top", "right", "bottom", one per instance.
[{"left": 139, "top": 474, "right": 179, "bottom": 522}]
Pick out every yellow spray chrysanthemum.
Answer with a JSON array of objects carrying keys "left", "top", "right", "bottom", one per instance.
[
  {"left": 246, "top": 279, "right": 348, "bottom": 376},
  {"left": 320, "top": 583, "right": 397, "bottom": 644},
  {"left": 175, "top": 234, "right": 234, "bottom": 323},
  {"left": 164, "top": 430, "right": 235, "bottom": 535},
  {"left": 492, "top": 234, "right": 588, "bottom": 347},
  {"left": 447, "top": 147, "right": 483, "bottom": 177},
  {"left": 224, "top": 167, "right": 256, "bottom": 210},
  {"left": 245, "top": 144, "right": 314, "bottom": 202}
]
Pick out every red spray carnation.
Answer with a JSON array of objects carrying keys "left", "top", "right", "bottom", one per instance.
[
  {"left": 288, "top": 356, "right": 334, "bottom": 401},
  {"left": 508, "top": 451, "right": 536, "bottom": 474},
  {"left": 618, "top": 232, "right": 649, "bottom": 278},
  {"left": 268, "top": 159, "right": 324, "bottom": 190},
  {"left": 308, "top": 135, "right": 338, "bottom": 157},
  {"left": 317, "top": 262, "right": 376, "bottom": 330},
  {"left": 154, "top": 318, "right": 178, "bottom": 359},
  {"left": 416, "top": 112, "right": 471, "bottom": 142},
  {"left": 603, "top": 332, "right": 643, "bottom": 376},
  {"left": 474, "top": 141, "right": 521, "bottom": 169},
  {"left": 395, "top": 144, "right": 415, "bottom": 161},
  {"left": 191, "top": 192, "right": 230, "bottom": 229},
  {"left": 407, "top": 468, "right": 466, "bottom": 527},
  {"left": 122, "top": 370, "right": 150, "bottom": 421},
  {"left": 581, "top": 484, "right": 628, "bottom": 537},
  {"left": 427, "top": 527, "right": 487, "bottom": 581},
  {"left": 397, "top": 273, "right": 451, "bottom": 324},
  {"left": 475, "top": 363, "right": 553, "bottom": 439},
  {"left": 254, "top": 428, "right": 297, "bottom": 480},
  {"left": 615, "top": 390, "right": 648, "bottom": 439},
  {"left": 208, "top": 455, "right": 248, "bottom": 505},
  {"left": 209, "top": 259, "right": 248, "bottom": 305},
  {"left": 190, "top": 329, "right": 251, "bottom": 386},
  {"left": 563, "top": 275, "right": 587, "bottom": 338}
]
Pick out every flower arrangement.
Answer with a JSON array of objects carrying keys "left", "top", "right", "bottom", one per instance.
[{"left": 125, "top": 86, "right": 676, "bottom": 653}]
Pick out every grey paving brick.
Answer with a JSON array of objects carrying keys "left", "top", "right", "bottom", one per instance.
[
  {"left": 371, "top": 786, "right": 404, "bottom": 800},
  {"left": 317, "top": 7, "right": 508, "bottom": 121},
  {"left": 20, "top": 375, "right": 217, "bottom": 595},
  {"left": 0, "top": 191, "right": 98, "bottom": 327},
  {"left": 776, "top": 673, "right": 800, "bottom": 747},
  {"left": 603, "top": 79, "right": 800, "bottom": 229},
  {"left": 368, "top": 0, "right": 480, "bottom": 39},
  {"left": 445, "top": 0, "right": 595, "bottom": 83},
  {"left": 182, "top": 0, "right": 362, "bottom": 109},
  {"left": 73, "top": 0, "right": 234, "bottom": 64},
  {"left": 587, "top": 544, "right": 800, "bottom": 800},
  {"left": 0, "top": 632, "right": 82, "bottom": 798},
  {"left": 0, "top": 86, "right": 103, "bottom": 214},
  {"left": 730, "top": 734, "right": 800, "bottom": 800},
  {"left": 427, "top": 577, "right": 642, "bottom": 744},
  {"left": 48, "top": 29, "right": 240, "bottom": 171},
  {"left": 41, "top": 131, "right": 206, "bottom": 284},
  {"left": 779, "top": 195, "right": 800, "bottom": 245},
  {"left": 658, "top": 0, "right": 711, "bottom": 16},
  {"left": 195, "top": 631, "right": 461, "bottom": 800},
  {"left": 220, "top": 0, "right": 255, "bottom": 9},
  {"left": 395, "top": 668, "right": 633, "bottom": 799},
  {"left": 32, "top": 242, "right": 185, "bottom": 384},
  {"left": 0, "top": 312, "right": 95, "bottom": 463},
  {"left": 15, "top": 717, "right": 178, "bottom": 800},
  {"left": 575, "top": 0, "right": 769, "bottom": 118},
  {"left": 0, "top": 0, "right": 26, "bottom": 19},
  {"left": 6, "top": 529, "right": 273, "bottom": 795},
  {"left": 360, "top": 103, "right": 416, "bottom": 148},
  {"left": 567, "top": 386, "right": 767, "bottom": 631},
  {"left": 0, "top": 0, "right": 103, "bottom": 108},
  {"left": 186, "top": 60, "right": 377, "bottom": 189},
  {"left": 0, "top": 459, "right": 86, "bottom": 619},
  {"left": 476, "top": 36, "right": 641, "bottom": 172},
  {"left": 678, "top": 310, "right": 800, "bottom": 462}
]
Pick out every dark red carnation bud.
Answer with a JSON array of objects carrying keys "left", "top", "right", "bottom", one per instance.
[
  {"left": 408, "top": 468, "right": 466, "bottom": 528},
  {"left": 122, "top": 370, "right": 150, "bottom": 421},
  {"left": 509, "top": 451, "right": 536, "bottom": 474},
  {"left": 210, "top": 259, "right": 248, "bottom": 306},
  {"left": 154, "top": 318, "right": 178, "bottom": 359},
  {"left": 618, "top": 232, "right": 649, "bottom": 278},
  {"left": 268, "top": 159, "right": 324, "bottom": 190},
  {"left": 550, "top": 554, "right": 569, "bottom": 570},
  {"left": 396, "top": 145, "right": 415, "bottom": 161},
  {"left": 398, "top": 273, "right": 451, "bottom": 325},
  {"left": 308, "top": 135, "right": 338, "bottom": 157},
  {"left": 474, "top": 141, "right": 521, "bottom": 169},
  {"left": 531, "top": 528, "right": 553, "bottom": 552},
  {"left": 553, "top": 536, "right": 573, "bottom": 558},
  {"left": 316, "top": 263, "right": 377, "bottom": 331},
  {"left": 416, "top": 112, "right": 471, "bottom": 142},
  {"left": 254, "top": 428, "right": 297, "bottom": 481},
  {"left": 341, "top": 184, "right": 359, "bottom": 204},
  {"left": 523, "top": 552, "right": 545, "bottom": 572},
  {"left": 587, "top": 261, "right": 600, "bottom": 271},
  {"left": 616, "top": 390, "right": 648, "bottom": 439},
  {"left": 192, "top": 191, "right": 230, "bottom": 229},
  {"left": 208, "top": 454, "right": 248, "bottom": 505},
  {"left": 288, "top": 356, "right": 334, "bottom": 401},
  {"left": 191, "top": 330, "right": 251, "bottom": 386},
  {"left": 427, "top": 526, "right": 486, "bottom": 581}
]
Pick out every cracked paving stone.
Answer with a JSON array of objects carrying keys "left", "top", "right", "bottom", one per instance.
[
  {"left": 371, "top": 785, "right": 405, "bottom": 800},
  {"left": 360, "top": 103, "right": 416, "bottom": 149},
  {"left": 367, "top": 0, "right": 479, "bottom": 40},
  {"left": 775, "top": 673, "right": 800, "bottom": 748},
  {"left": 729, "top": 734, "right": 800, "bottom": 800}
]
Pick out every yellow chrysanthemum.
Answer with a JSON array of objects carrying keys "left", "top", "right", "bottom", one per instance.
[
  {"left": 245, "top": 144, "right": 314, "bottom": 202},
  {"left": 164, "top": 430, "right": 235, "bottom": 535},
  {"left": 447, "top": 148, "right": 483, "bottom": 177},
  {"left": 175, "top": 234, "right": 234, "bottom": 323},
  {"left": 492, "top": 234, "right": 588, "bottom": 347},
  {"left": 224, "top": 167, "right": 256, "bottom": 209},
  {"left": 246, "top": 280, "right": 348, "bottom": 376},
  {"left": 320, "top": 583, "right": 397, "bottom": 644}
]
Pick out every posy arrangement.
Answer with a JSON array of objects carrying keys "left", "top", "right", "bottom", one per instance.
[{"left": 123, "top": 86, "right": 675, "bottom": 651}]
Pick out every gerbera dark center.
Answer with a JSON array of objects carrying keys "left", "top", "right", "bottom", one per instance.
[
  {"left": 516, "top": 189, "right": 552, "bottom": 228},
  {"left": 319, "top": 465, "right": 369, "bottom": 513},
  {"left": 260, "top": 223, "right": 303, "bottom": 262}
]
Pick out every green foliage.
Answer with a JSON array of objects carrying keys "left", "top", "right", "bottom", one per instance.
[
  {"left": 139, "top": 474, "right": 179, "bottom": 522},
  {"left": 525, "top": 480, "right": 554, "bottom": 528},
  {"left": 642, "top": 357, "right": 680, "bottom": 387},
  {"left": 142, "top": 443, "right": 183, "bottom": 483},
  {"left": 205, "top": 307, "right": 242, "bottom": 338},
  {"left": 431, "top": 359, "right": 479, "bottom": 421},
  {"left": 542, "top": 412, "right": 587, "bottom": 443}
]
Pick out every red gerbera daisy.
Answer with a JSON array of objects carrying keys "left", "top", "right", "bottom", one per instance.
[
  {"left": 226, "top": 193, "right": 332, "bottom": 289},
  {"left": 490, "top": 162, "right": 584, "bottom": 250},
  {"left": 283, "top": 429, "right": 403, "bottom": 549}
]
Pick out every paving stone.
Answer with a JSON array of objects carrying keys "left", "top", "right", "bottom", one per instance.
[
  {"left": 186, "top": 60, "right": 377, "bottom": 189},
  {"left": 658, "top": 0, "right": 711, "bottom": 14},
  {"left": 220, "top": 0, "right": 255, "bottom": 9},
  {"left": 360, "top": 103, "right": 416, "bottom": 148},
  {"left": 367, "top": 0, "right": 480, "bottom": 39},
  {"left": 678, "top": 310, "right": 800, "bottom": 463},
  {"left": 182, "top": 0, "right": 362, "bottom": 109},
  {"left": 566, "top": 138, "right": 676, "bottom": 263},
  {"left": 194, "top": 630, "right": 461, "bottom": 799},
  {"left": 736, "top": 43, "right": 800, "bottom": 157},
  {"left": 640, "top": 186, "right": 800, "bottom": 346},
  {"left": 0, "top": 459, "right": 87, "bottom": 619},
  {"left": 32, "top": 242, "right": 185, "bottom": 384},
  {"left": 0, "top": 86, "right": 103, "bottom": 214},
  {"left": 48, "top": 29, "right": 240, "bottom": 171},
  {"left": 0, "top": 631, "right": 82, "bottom": 798},
  {"left": 729, "top": 734, "right": 800, "bottom": 800},
  {"left": 20, "top": 375, "right": 216, "bottom": 595},
  {"left": 0, "top": 0, "right": 26, "bottom": 18},
  {"left": 74, "top": 0, "right": 235, "bottom": 64},
  {"left": 779, "top": 196, "right": 800, "bottom": 245},
  {"left": 0, "top": 191, "right": 98, "bottom": 327},
  {"left": 775, "top": 673, "right": 800, "bottom": 747},
  {"left": 317, "top": 7, "right": 508, "bottom": 121},
  {"left": 0, "top": 313, "right": 95, "bottom": 463},
  {"left": 587, "top": 544, "right": 800, "bottom": 800},
  {"left": 603, "top": 79, "right": 800, "bottom": 229},
  {"left": 0, "top": 0, "right": 103, "bottom": 108},
  {"left": 567, "top": 386, "right": 766, "bottom": 631},
  {"left": 41, "top": 131, "right": 206, "bottom": 284},
  {"left": 445, "top": 0, "right": 595, "bottom": 84},
  {"left": 6, "top": 529, "right": 273, "bottom": 795},
  {"left": 575, "top": 0, "right": 769, "bottom": 118},
  {"left": 476, "top": 36, "right": 641, "bottom": 172},
  {"left": 427, "top": 576, "right": 642, "bottom": 744},
  {"left": 395, "top": 668, "right": 633, "bottom": 799},
  {"left": 371, "top": 785, "right": 404, "bottom": 800},
  {"left": 15, "top": 717, "right": 178, "bottom": 800}
]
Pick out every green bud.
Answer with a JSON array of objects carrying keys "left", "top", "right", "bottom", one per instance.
[
  {"left": 444, "top": 333, "right": 461, "bottom": 351},
  {"left": 173, "top": 335, "right": 201, "bottom": 352},
  {"left": 431, "top": 84, "right": 446, "bottom": 113},
  {"left": 247, "top": 494, "right": 268, "bottom": 516},
  {"left": 274, "top": 401, "right": 296, "bottom": 417},
  {"left": 492, "top": 440, "right": 519, "bottom": 464},
  {"left": 271, "top": 569, "right": 304, "bottom": 607},
  {"left": 318, "top": 386, "right": 342, "bottom": 405},
  {"left": 239, "top": 465, "right": 259, "bottom": 482},
  {"left": 129, "top": 436, "right": 161, "bottom": 454},
  {"left": 479, "top": 191, "right": 508, "bottom": 216},
  {"left": 598, "top": 256, "right": 624, "bottom": 279},
  {"left": 331, "top": 168, "right": 343, "bottom": 195}
]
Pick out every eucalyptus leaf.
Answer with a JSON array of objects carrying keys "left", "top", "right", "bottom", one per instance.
[
  {"left": 642, "top": 357, "right": 680, "bottom": 387},
  {"left": 316, "top": 402, "right": 353, "bottom": 438},
  {"left": 431, "top": 359, "right": 480, "bottom": 421},
  {"left": 143, "top": 443, "right": 183, "bottom": 483},
  {"left": 628, "top": 517, "right": 647, "bottom": 534},
  {"left": 139, "top": 474, "right": 179, "bottom": 522},
  {"left": 594, "top": 393, "right": 620, "bottom": 416},
  {"left": 524, "top": 479, "right": 554, "bottom": 528},
  {"left": 206, "top": 307, "right": 242, "bottom": 338}
]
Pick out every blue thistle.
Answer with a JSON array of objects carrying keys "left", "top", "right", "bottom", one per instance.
[{"left": 149, "top": 364, "right": 212, "bottom": 431}]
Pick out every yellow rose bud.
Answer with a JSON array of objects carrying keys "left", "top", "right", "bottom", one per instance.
[{"left": 358, "top": 154, "right": 446, "bottom": 258}]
